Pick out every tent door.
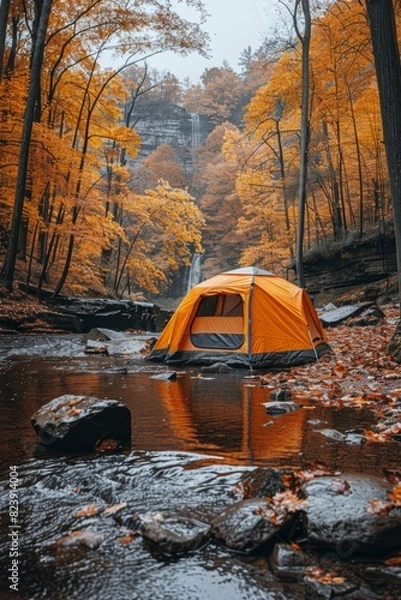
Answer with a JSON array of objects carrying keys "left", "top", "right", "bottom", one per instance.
[{"left": 190, "top": 293, "right": 245, "bottom": 349}]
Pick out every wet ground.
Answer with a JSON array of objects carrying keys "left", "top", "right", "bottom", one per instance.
[{"left": 1, "top": 334, "right": 401, "bottom": 599}]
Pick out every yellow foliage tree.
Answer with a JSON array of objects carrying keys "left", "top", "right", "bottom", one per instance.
[
  {"left": 0, "top": 0, "right": 209, "bottom": 296},
  {"left": 111, "top": 181, "right": 204, "bottom": 297},
  {"left": 231, "top": 0, "right": 393, "bottom": 278}
]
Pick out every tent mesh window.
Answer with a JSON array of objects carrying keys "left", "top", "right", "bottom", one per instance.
[{"left": 190, "top": 294, "right": 245, "bottom": 349}]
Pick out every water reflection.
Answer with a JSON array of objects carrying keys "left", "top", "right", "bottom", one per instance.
[
  {"left": 1, "top": 354, "right": 401, "bottom": 478},
  {"left": 157, "top": 376, "right": 306, "bottom": 463}
]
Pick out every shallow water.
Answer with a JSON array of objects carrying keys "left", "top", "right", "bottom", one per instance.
[
  {"left": 0, "top": 338, "right": 399, "bottom": 478},
  {"left": 1, "top": 334, "right": 401, "bottom": 599}
]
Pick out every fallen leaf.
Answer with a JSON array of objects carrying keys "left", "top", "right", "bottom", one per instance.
[
  {"left": 103, "top": 502, "right": 127, "bottom": 515},
  {"left": 94, "top": 438, "right": 120, "bottom": 452},
  {"left": 385, "top": 554, "right": 401, "bottom": 566},
  {"left": 73, "top": 503, "right": 101, "bottom": 518},
  {"left": 366, "top": 499, "right": 392, "bottom": 516},
  {"left": 389, "top": 484, "right": 401, "bottom": 505},
  {"left": 329, "top": 478, "right": 351, "bottom": 495},
  {"left": 55, "top": 529, "right": 104, "bottom": 550},
  {"left": 290, "top": 541, "right": 303, "bottom": 551},
  {"left": 305, "top": 566, "right": 346, "bottom": 584},
  {"left": 65, "top": 408, "right": 82, "bottom": 417}
]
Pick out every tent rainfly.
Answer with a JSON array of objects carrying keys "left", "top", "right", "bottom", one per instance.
[{"left": 148, "top": 267, "right": 331, "bottom": 369}]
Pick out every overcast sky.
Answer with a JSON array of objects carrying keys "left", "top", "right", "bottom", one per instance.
[{"left": 147, "top": 0, "right": 283, "bottom": 83}]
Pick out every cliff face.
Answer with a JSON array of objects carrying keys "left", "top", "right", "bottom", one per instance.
[
  {"left": 127, "top": 101, "right": 213, "bottom": 171},
  {"left": 303, "top": 234, "right": 397, "bottom": 295}
]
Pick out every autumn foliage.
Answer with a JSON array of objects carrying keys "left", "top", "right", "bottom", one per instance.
[
  {"left": 0, "top": 0, "right": 400, "bottom": 297},
  {"left": 0, "top": 0, "right": 207, "bottom": 297}
]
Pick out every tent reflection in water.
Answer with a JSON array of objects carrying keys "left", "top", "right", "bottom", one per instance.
[{"left": 149, "top": 267, "right": 331, "bottom": 369}]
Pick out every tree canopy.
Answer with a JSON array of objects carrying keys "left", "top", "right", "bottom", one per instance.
[{"left": 0, "top": 0, "right": 400, "bottom": 301}]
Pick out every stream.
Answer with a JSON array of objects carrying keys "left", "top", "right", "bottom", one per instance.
[{"left": 1, "top": 334, "right": 401, "bottom": 599}]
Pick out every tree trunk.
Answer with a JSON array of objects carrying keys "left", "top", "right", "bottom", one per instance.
[
  {"left": 0, "top": 0, "right": 10, "bottom": 81},
  {"left": 295, "top": 0, "right": 311, "bottom": 288},
  {"left": 366, "top": 0, "right": 401, "bottom": 294},
  {"left": 0, "top": 0, "right": 52, "bottom": 291},
  {"left": 366, "top": 0, "right": 401, "bottom": 360}
]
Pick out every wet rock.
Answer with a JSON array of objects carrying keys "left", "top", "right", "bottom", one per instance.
[
  {"left": 52, "top": 297, "right": 157, "bottom": 332},
  {"left": 319, "top": 302, "right": 375, "bottom": 328},
  {"left": 269, "top": 542, "right": 307, "bottom": 581},
  {"left": 139, "top": 514, "right": 211, "bottom": 555},
  {"left": 40, "top": 310, "right": 83, "bottom": 333},
  {"left": 31, "top": 394, "right": 131, "bottom": 451},
  {"left": 348, "top": 305, "right": 384, "bottom": 327},
  {"left": 364, "top": 565, "right": 401, "bottom": 585},
  {"left": 263, "top": 401, "right": 301, "bottom": 415},
  {"left": 303, "top": 474, "right": 401, "bottom": 554},
  {"left": 54, "top": 529, "right": 104, "bottom": 550},
  {"left": 304, "top": 574, "right": 357, "bottom": 599},
  {"left": 316, "top": 428, "right": 346, "bottom": 441},
  {"left": 84, "top": 332, "right": 152, "bottom": 358},
  {"left": 211, "top": 498, "right": 291, "bottom": 552},
  {"left": 84, "top": 339, "right": 109, "bottom": 355},
  {"left": 150, "top": 371, "right": 178, "bottom": 381},
  {"left": 236, "top": 466, "right": 289, "bottom": 499},
  {"left": 201, "top": 362, "right": 234, "bottom": 373},
  {"left": 269, "top": 383, "right": 292, "bottom": 402},
  {"left": 84, "top": 327, "right": 127, "bottom": 342}
]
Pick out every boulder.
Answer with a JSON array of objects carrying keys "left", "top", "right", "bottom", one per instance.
[
  {"left": 84, "top": 328, "right": 127, "bottom": 342},
  {"left": 269, "top": 386, "right": 292, "bottom": 402},
  {"left": 319, "top": 302, "right": 375, "bottom": 328},
  {"left": 31, "top": 394, "right": 131, "bottom": 451},
  {"left": 303, "top": 474, "right": 401, "bottom": 554},
  {"left": 211, "top": 498, "right": 289, "bottom": 553},
  {"left": 236, "top": 467, "right": 289, "bottom": 499},
  {"left": 140, "top": 514, "right": 211, "bottom": 555},
  {"left": 269, "top": 543, "right": 308, "bottom": 581},
  {"left": 52, "top": 297, "right": 156, "bottom": 332},
  {"left": 263, "top": 401, "right": 301, "bottom": 415},
  {"left": 150, "top": 371, "right": 177, "bottom": 381}
]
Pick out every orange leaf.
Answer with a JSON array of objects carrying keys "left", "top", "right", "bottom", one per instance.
[
  {"left": 73, "top": 503, "right": 101, "bottom": 518},
  {"left": 103, "top": 502, "right": 127, "bottom": 515},
  {"left": 120, "top": 531, "right": 137, "bottom": 545},
  {"left": 389, "top": 484, "right": 401, "bottom": 505},
  {"left": 366, "top": 499, "right": 392, "bottom": 516}
]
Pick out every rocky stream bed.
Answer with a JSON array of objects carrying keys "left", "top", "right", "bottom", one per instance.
[{"left": 1, "top": 292, "right": 401, "bottom": 599}]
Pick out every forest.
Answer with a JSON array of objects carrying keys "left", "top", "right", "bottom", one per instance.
[{"left": 0, "top": 0, "right": 399, "bottom": 301}]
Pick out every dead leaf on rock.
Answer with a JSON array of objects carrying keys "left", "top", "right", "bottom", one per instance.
[
  {"left": 363, "top": 430, "right": 387, "bottom": 443},
  {"left": 383, "top": 469, "right": 401, "bottom": 485},
  {"left": 388, "top": 484, "right": 401, "bottom": 505},
  {"left": 94, "top": 438, "right": 120, "bottom": 452},
  {"left": 55, "top": 529, "right": 104, "bottom": 550},
  {"left": 299, "top": 462, "right": 337, "bottom": 482},
  {"left": 366, "top": 499, "right": 392, "bottom": 516},
  {"left": 305, "top": 566, "right": 346, "bottom": 585},
  {"left": 103, "top": 502, "right": 127, "bottom": 515},
  {"left": 120, "top": 531, "right": 137, "bottom": 545},
  {"left": 290, "top": 541, "right": 303, "bottom": 551},
  {"left": 385, "top": 553, "right": 401, "bottom": 566},
  {"left": 329, "top": 478, "right": 351, "bottom": 495},
  {"left": 232, "top": 480, "right": 253, "bottom": 500},
  {"left": 65, "top": 408, "right": 82, "bottom": 417},
  {"left": 73, "top": 503, "right": 101, "bottom": 518}
]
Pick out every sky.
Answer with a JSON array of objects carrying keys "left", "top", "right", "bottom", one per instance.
[{"left": 147, "top": 0, "right": 283, "bottom": 83}]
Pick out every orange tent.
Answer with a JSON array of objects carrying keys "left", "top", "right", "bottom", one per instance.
[{"left": 148, "top": 267, "right": 331, "bottom": 368}]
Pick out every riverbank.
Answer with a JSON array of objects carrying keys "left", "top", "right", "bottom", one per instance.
[{"left": 1, "top": 276, "right": 398, "bottom": 336}]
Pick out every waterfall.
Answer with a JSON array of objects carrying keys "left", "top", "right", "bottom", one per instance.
[
  {"left": 191, "top": 113, "right": 201, "bottom": 150},
  {"left": 185, "top": 253, "right": 202, "bottom": 293}
]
